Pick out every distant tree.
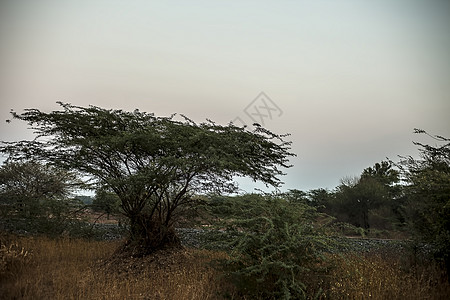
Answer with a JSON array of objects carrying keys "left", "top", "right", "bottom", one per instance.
[
  {"left": 397, "top": 129, "right": 450, "bottom": 271},
  {"left": 93, "top": 188, "right": 121, "bottom": 219},
  {"left": 307, "top": 188, "right": 334, "bottom": 211},
  {"left": 282, "top": 189, "right": 309, "bottom": 204},
  {"left": 1, "top": 103, "right": 295, "bottom": 254},
  {"left": 360, "top": 160, "right": 404, "bottom": 229},
  {"left": 361, "top": 160, "right": 400, "bottom": 187},
  {"left": 334, "top": 161, "right": 399, "bottom": 230},
  {"left": 75, "top": 195, "right": 93, "bottom": 205},
  {"left": 0, "top": 160, "right": 80, "bottom": 235},
  {"left": 0, "top": 160, "right": 77, "bottom": 218},
  {"left": 281, "top": 188, "right": 336, "bottom": 214}
]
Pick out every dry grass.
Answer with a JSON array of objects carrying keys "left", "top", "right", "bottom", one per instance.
[
  {"left": 1, "top": 233, "right": 448, "bottom": 299},
  {"left": 326, "top": 253, "right": 449, "bottom": 299},
  {"left": 0, "top": 234, "right": 234, "bottom": 299}
]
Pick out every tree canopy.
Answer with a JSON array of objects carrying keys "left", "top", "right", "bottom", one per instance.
[
  {"left": 1, "top": 102, "right": 295, "bottom": 253},
  {"left": 331, "top": 161, "right": 400, "bottom": 230}
]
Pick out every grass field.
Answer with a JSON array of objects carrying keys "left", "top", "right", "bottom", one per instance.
[{"left": 1, "top": 233, "right": 449, "bottom": 299}]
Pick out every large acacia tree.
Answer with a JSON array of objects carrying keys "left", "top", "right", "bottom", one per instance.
[{"left": 1, "top": 102, "right": 295, "bottom": 253}]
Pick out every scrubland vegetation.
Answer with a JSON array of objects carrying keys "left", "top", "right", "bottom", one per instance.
[
  {"left": 1, "top": 233, "right": 448, "bottom": 299},
  {"left": 1, "top": 190, "right": 449, "bottom": 299},
  {"left": 1, "top": 105, "right": 448, "bottom": 298}
]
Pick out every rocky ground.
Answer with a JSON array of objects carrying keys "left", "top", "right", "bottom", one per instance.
[
  {"left": 92, "top": 225, "right": 410, "bottom": 254},
  {"left": 2, "top": 219, "right": 411, "bottom": 255}
]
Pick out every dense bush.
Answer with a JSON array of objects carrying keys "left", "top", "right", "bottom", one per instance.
[
  {"left": 207, "top": 194, "right": 335, "bottom": 299},
  {"left": 397, "top": 130, "right": 450, "bottom": 274}
]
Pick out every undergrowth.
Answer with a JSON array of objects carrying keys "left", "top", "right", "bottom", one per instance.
[{"left": 1, "top": 232, "right": 448, "bottom": 299}]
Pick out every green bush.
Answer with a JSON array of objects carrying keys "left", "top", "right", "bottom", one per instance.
[{"left": 208, "top": 194, "right": 335, "bottom": 299}]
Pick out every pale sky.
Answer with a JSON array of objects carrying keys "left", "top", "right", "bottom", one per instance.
[{"left": 1, "top": 0, "right": 449, "bottom": 192}]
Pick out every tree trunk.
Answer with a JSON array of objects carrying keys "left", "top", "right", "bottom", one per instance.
[
  {"left": 362, "top": 202, "right": 370, "bottom": 230},
  {"left": 127, "top": 212, "right": 181, "bottom": 256}
]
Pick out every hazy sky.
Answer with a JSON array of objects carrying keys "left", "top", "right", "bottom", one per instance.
[{"left": 1, "top": 0, "right": 449, "bottom": 192}]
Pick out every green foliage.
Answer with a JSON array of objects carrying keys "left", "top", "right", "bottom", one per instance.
[
  {"left": 281, "top": 189, "right": 310, "bottom": 204},
  {"left": 208, "top": 194, "right": 334, "bottom": 299},
  {"left": 1, "top": 103, "right": 295, "bottom": 252},
  {"left": 305, "top": 188, "right": 334, "bottom": 210},
  {"left": 361, "top": 160, "right": 400, "bottom": 187},
  {"left": 397, "top": 129, "right": 450, "bottom": 271},
  {"left": 0, "top": 160, "right": 77, "bottom": 216},
  {"left": 75, "top": 195, "right": 93, "bottom": 205},
  {"left": 330, "top": 161, "right": 401, "bottom": 231},
  {"left": 92, "top": 189, "right": 121, "bottom": 218},
  {"left": 0, "top": 160, "right": 87, "bottom": 236}
]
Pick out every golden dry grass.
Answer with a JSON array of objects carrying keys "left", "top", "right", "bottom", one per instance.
[
  {"left": 326, "top": 253, "right": 449, "bottom": 299},
  {"left": 0, "top": 234, "right": 235, "bottom": 299},
  {"left": 1, "top": 233, "right": 448, "bottom": 299}
]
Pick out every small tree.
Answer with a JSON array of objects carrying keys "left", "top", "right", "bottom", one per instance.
[
  {"left": 93, "top": 188, "right": 121, "bottom": 219},
  {"left": 0, "top": 160, "right": 79, "bottom": 233},
  {"left": 1, "top": 103, "right": 295, "bottom": 254},
  {"left": 332, "top": 161, "right": 400, "bottom": 231},
  {"left": 307, "top": 188, "right": 333, "bottom": 210}
]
